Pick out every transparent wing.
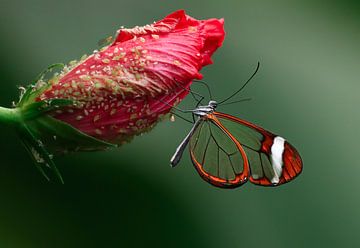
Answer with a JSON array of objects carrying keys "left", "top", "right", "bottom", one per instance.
[
  {"left": 189, "top": 116, "right": 249, "bottom": 188},
  {"left": 213, "top": 112, "right": 303, "bottom": 186}
]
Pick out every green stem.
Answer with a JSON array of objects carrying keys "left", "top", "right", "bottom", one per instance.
[{"left": 0, "top": 106, "right": 21, "bottom": 126}]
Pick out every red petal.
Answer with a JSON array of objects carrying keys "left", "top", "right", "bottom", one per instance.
[{"left": 40, "top": 10, "right": 225, "bottom": 143}]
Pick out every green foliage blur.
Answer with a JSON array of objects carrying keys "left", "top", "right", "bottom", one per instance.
[{"left": 0, "top": 0, "right": 359, "bottom": 247}]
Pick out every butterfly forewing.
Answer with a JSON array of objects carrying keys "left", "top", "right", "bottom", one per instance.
[
  {"left": 213, "top": 112, "right": 302, "bottom": 186},
  {"left": 189, "top": 116, "right": 249, "bottom": 188}
]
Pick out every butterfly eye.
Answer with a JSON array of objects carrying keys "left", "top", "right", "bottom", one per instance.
[{"left": 209, "top": 100, "right": 218, "bottom": 108}]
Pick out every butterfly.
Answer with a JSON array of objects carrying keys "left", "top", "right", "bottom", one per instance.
[{"left": 170, "top": 63, "right": 303, "bottom": 188}]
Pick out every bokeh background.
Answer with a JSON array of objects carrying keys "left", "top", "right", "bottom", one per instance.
[{"left": 0, "top": 0, "right": 359, "bottom": 247}]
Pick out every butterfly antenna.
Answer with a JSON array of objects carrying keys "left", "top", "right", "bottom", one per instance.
[
  {"left": 173, "top": 80, "right": 205, "bottom": 105},
  {"left": 193, "top": 80, "right": 213, "bottom": 100},
  {"left": 218, "top": 62, "right": 260, "bottom": 105},
  {"left": 156, "top": 90, "right": 193, "bottom": 114},
  {"left": 218, "top": 98, "right": 252, "bottom": 106},
  {"left": 154, "top": 90, "right": 195, "bottom": 124}
]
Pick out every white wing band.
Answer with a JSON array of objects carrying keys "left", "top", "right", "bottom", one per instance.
[{"left": 270, "top": 136, "right": 286, "bottom": 184}]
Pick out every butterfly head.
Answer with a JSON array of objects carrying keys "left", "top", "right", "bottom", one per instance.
[
  {"left": 193, "top": 100, "right": 218, "bottom": 117},
  {"left": 208, "top": 100, "right": 218, "bottom": 109}
]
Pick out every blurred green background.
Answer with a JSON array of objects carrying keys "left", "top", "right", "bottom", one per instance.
[{"left": 0, "top": 0, "right": 359, "bottom": 247}]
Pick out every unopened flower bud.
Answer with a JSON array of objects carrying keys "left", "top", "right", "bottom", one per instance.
[{"left": 0, "top": 10, "right": 225, "bottom": 182}]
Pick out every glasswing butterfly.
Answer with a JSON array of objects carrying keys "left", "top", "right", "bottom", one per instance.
[{"left": 170, "top": 63, "right": 303, "bottom": 188}]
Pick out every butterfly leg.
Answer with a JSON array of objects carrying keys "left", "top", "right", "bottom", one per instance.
[
  {"left": 189, "top": 112, "right": 196, "bottom": 124},
  {"left": 170, "top": 118, "right": 202, "bottom": 167}
]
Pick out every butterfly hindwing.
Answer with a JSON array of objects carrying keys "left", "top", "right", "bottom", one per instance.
[
  {"left": 188, "top": 116, "right": 249, "bottom": 188},
  {"left": 213, "top": 112, "right": 302, "bottom": 186}
]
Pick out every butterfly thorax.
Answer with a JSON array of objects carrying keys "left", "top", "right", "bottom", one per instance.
[{"left": 193, "top": 100, "right": 218, "bottom": 117}]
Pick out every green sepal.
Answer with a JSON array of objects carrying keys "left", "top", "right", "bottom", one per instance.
[
  {"left": 17, "top": 63, "right": 65, "bottom": 107},
  {"left": 21, "top": 99, "right": 76, "bottom": 120},
  {"left": 11, "top": 62, "right": 118, "bottom": 182},
  {"left": 17, "top": 123, "right": 64, "bottom": 183},
  {"left": 34, "top": 63, "right": 65, "bottom": 83},
  {"left": 15, "top": 115, "right": 116, "bottom": 183},
  {"left": 25, "top": 115, "right": 116, "bottom": 154}
]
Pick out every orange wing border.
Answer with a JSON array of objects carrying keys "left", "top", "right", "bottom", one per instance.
[{"left": 189, "top": 114, "right": 250, "bottom": 188}]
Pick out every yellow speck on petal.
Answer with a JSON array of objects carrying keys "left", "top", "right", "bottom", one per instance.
[
  {"left": 135, "top": 73, "right": 142, "bottom": 80},
  {"left": 95, "top": 82, "right": 104, "bottom": 89},
  {"left": 102, "top": 59, "right": 110, "bottom": 64},
  {"left": 173, "top": 60, "right": 181, "bottom": 66},
  {"left": 69, "top": 60, "right": 77, "bottom": 66},
  {"left": 110, "top": 109, "right": 117, "bottom": 115},
  {"left": 188, "top": 26, "right": 197, "bottom": 33},
  {"left": 80, "top": 54, "right": 88, "bottom": 61},
  {"left": 130, "top": 113, "right": 137, "bottom": 120},
  {"left": 151, "top": 34, "right": 159, "bottom": 39},
  {"left": 136, "top": 119, "right": 144, "bottom": 126},
  {"left": 94, "top": 115, "right": 100, "bottom": 122},
  {"left": 118, "top": 128, "right": 128, "bottom": 134},
  {"left": 79, "top": 75, "right": 91, "bottom": 81}
]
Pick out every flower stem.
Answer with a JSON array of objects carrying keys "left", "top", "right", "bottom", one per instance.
[{"left": 0, "top": 106, "right": 21, "bottom": 126}]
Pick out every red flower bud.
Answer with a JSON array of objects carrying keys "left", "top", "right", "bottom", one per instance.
[
  {"left": 39, "top": 10, "right": 225, "bottom": 144},
  {"left": 0, "top": 10, "right": 224, "bottom": 182}
]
